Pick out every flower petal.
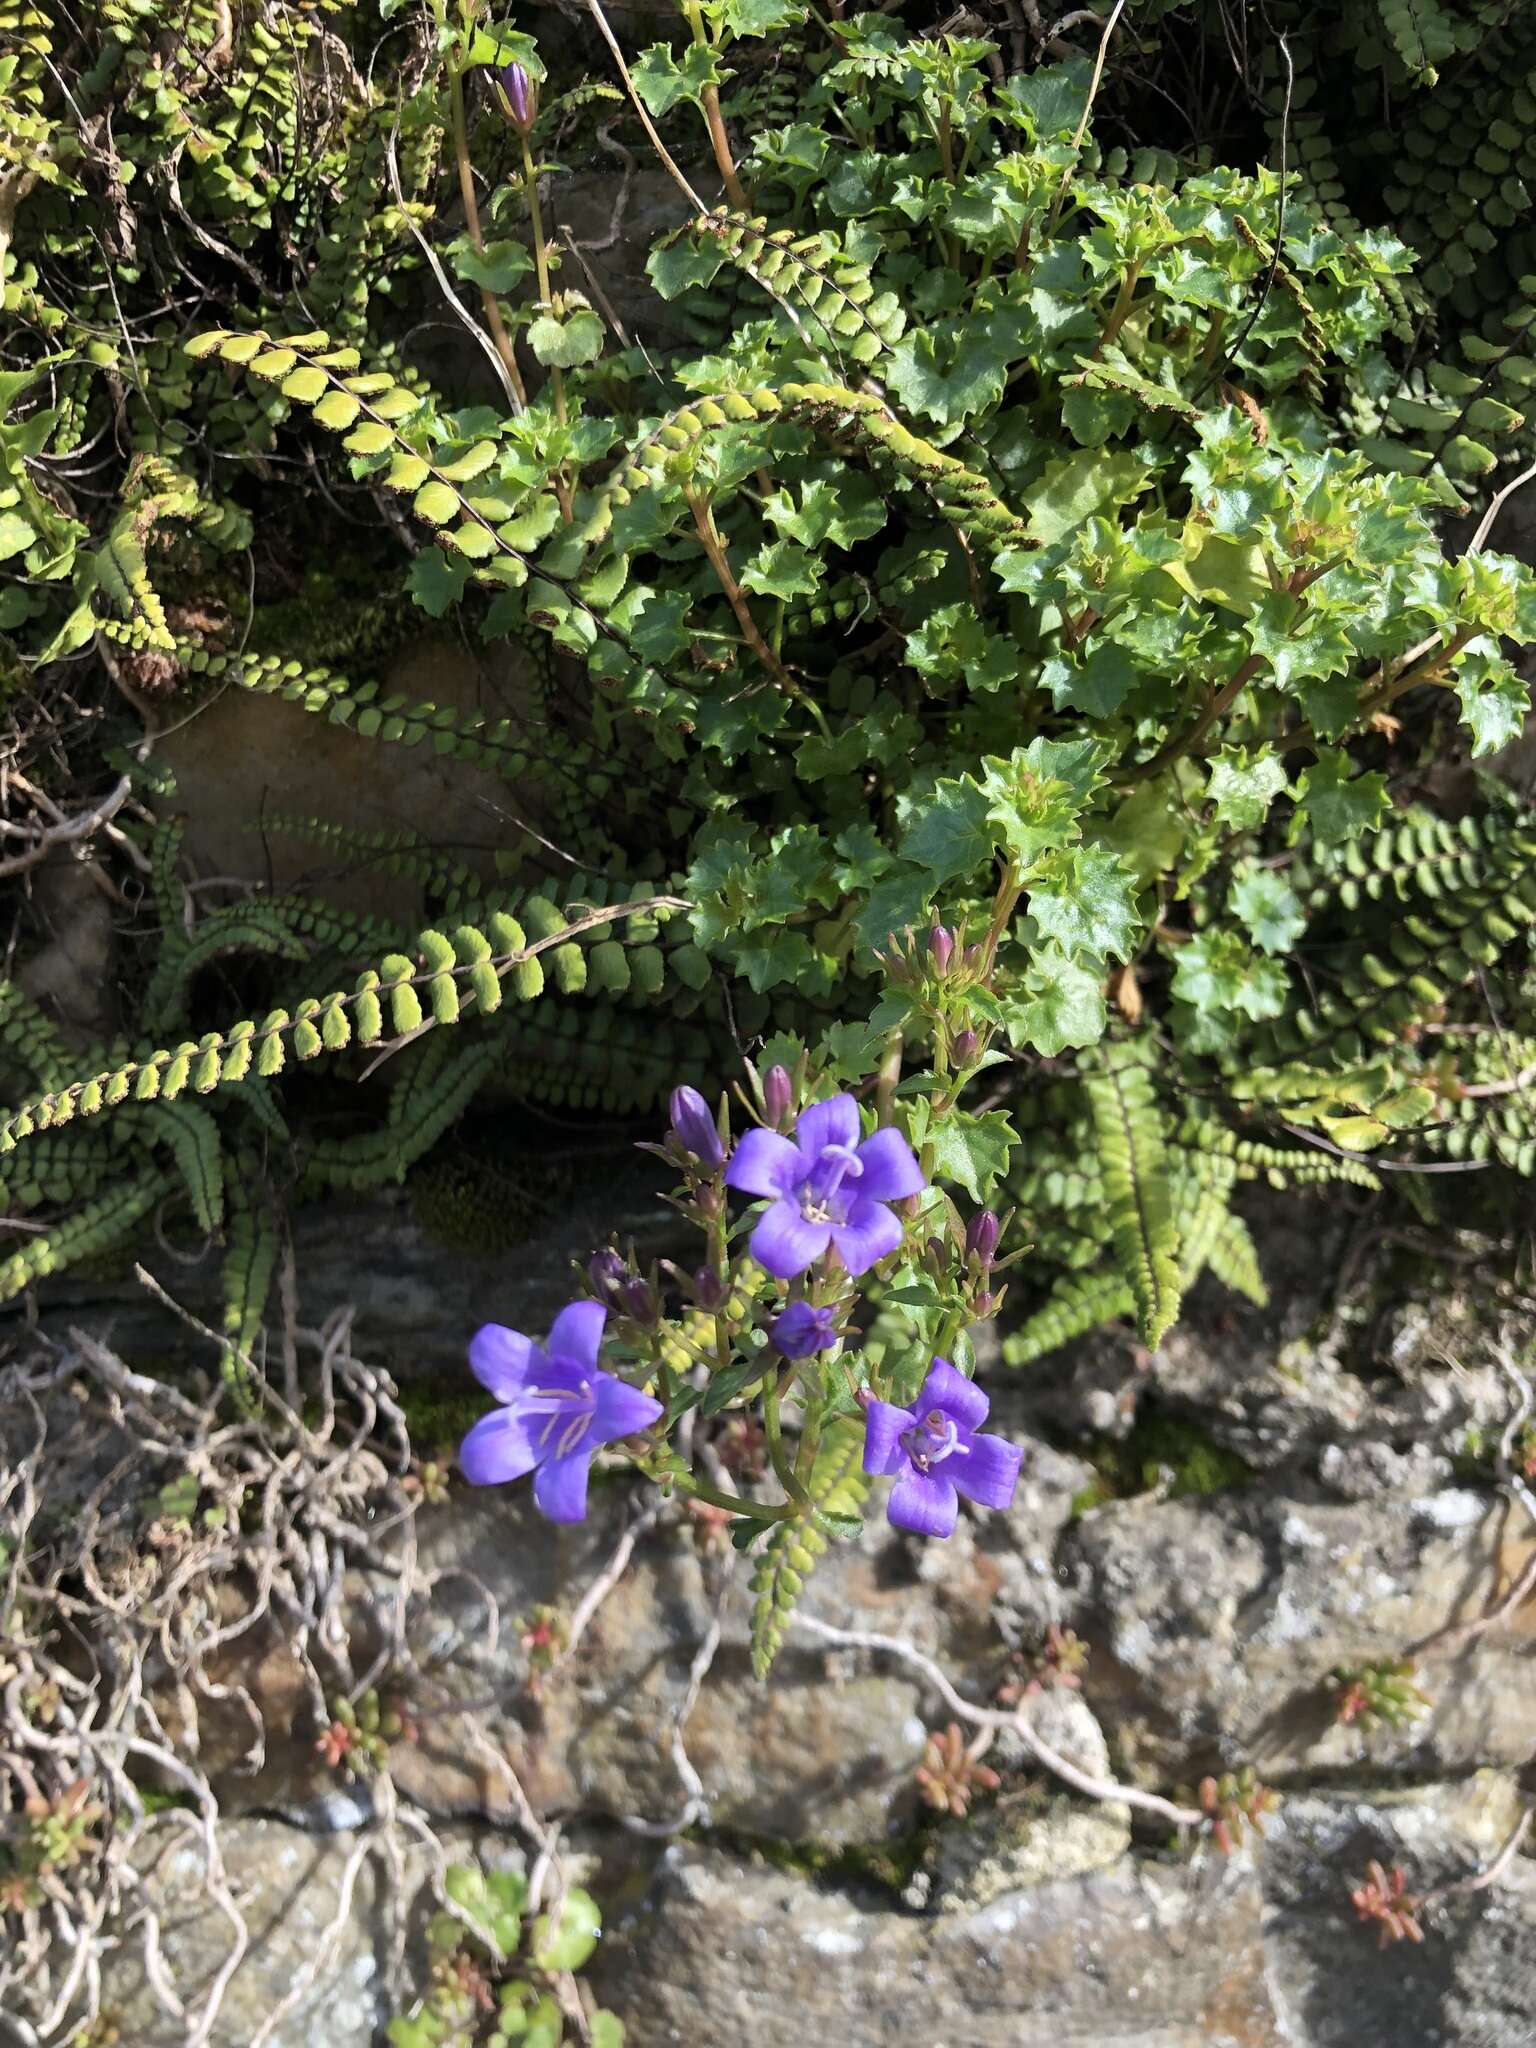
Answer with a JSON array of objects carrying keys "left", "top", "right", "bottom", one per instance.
[
  {"left": 457, "top": 1409, "right": 538, "bottom": 1487},
  {"left": 951, "top": 1427, "right": 1023, "bottom": 1511},
  {"left": 915, "top": 1358, "right": 990, "bottom": 1432},
  {"left": 887, "top": 1467, "right": 958, "bottom": 1538},
  {"left": 750, "top": 1199, "right": 832, "bottom": 1279},
  {"left": 852, "top": 1127, "right": 926, "bottom": 1204},
  {"left": 532, "top": 1449, "right": 593, "bottom": 1523},
  {"left": 467, "top": 1324, "right": 536, "bottom": 1401},
  {"left": 547, "top": 1300, "right": 607, "bottom": 1373},
  {"left": 591, "top": 1371, "right": 664, "bottom": 1444},
  {"left": 861, "top": 1399, "right": 916, "bottom": 1476},
  {"left": 795, "top": 1094, "right": 860, "bottom": 1157},
  {"left": 830, "top": 1196, "right": 904, "bottom": 1276},
  {"left": 725, "top": 1129, "right": 806, "bottom": 1200}
]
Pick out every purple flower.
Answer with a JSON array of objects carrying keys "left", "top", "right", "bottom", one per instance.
[
  {"left": 725, "top": 1094, "right": 925, "bottom": 1279},
  {"left": 670, "top": 1085, "right": 726, "bottom": 1169},
  {"left": 493, "top": 59, "right": 536, "bottom": 132},
  {"left": 769, "top": 1300, "right": 840, "bottom": 1360},
  {"left": 459, "top": 1303, "right": 662, "bottom": 1523},
  {"left": 862, "top": 1359, "right": 1021, "bottom": 1539}
]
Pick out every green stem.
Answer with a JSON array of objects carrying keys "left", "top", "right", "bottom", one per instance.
[
  {"left": 680, "top": 1474, "right": 800, "bottom": 1521},
  {"left": 447, "top": 61, "right": 527, "bottom": 411},
  {"left": 763, "top": 1378, "right": 814, "bottom": 1509},
  {"left": 520, "top": 132, "right": 574, "bottom": 521}
]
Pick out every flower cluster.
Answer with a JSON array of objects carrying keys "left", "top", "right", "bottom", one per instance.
[{"left": 456, "top": 1072, "right": 1022, "bottom": 1556}]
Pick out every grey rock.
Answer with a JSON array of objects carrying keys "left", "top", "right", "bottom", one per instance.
[
  {"left": 1064, "top": 1485, "right": 1536, "bottom": 1782},
  {"left": 590, "top": 1840, "right": 1284, "bottom": 2048},
  {"left": 1261, "top": 1773, "right": 1536, "bottom": 2048},
  {"left": 99, "top": 1820, "right": 388, "bottom": 2048}
]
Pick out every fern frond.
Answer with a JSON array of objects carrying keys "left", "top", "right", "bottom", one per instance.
[
  {"left": 1082, "top": 1051, "right": 1183, "bottom": 1350},
  {"left": 748, "top": 1418, "right": 869, "bottom": 1679},
  {"left": 0, "top": 1168, "right": 174, "bottom": 1303}
]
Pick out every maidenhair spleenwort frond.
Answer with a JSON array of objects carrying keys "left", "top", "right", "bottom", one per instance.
[
  {"left": 749, "top": 1418, "right": 870, "bottom": 1679},
  {"left": 1081, "top": 1050, "right": 1183, "bottom": 1350},
  {"left": 0, "top": 1168, "right": 175, "bottom": 1303},
  {"left": 688, "top": 210, "right": 905, "bottom": 364},
  {"left": 220, "top": 1168, "right": 281, "bottom": 1408},
  {"left": 596, "top": 382, "right": 1029, "bottom": 554},
  {"left": 0, "top": 894, "right": 689, "bottom": 1154}
]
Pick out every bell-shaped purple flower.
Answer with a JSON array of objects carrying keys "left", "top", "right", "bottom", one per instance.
[
  {"left": 861, "top": 1359, "right": 1021, "bottom": 1539},
  {"left": 459, "top": 1303, "right": 662, "bottom": 1523},
  {"left": 725, "top": 1095, "right": 926, "bottom": 1279},
  {"left": 769, "top": 1300, "right": 840, "bottom": 1360},
  {"left": 670, "top": 1085, "right": 726, "bottom": 1169}
]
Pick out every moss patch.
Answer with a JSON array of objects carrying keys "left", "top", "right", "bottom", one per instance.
[{"left": 1070, "top": 1404, "right": 1252, "bottom": 1516}]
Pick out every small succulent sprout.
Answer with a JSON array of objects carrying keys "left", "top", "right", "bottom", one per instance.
[
  {"left": 1197, "top": 1767, "right": 1279, "bottom": 1856},
  {"left": 1350, "top": 1860, "right": 1425, "bottom": 1948},
  {"left": 1332, "top": 1658, "right": 1430, "bottom": 1732},
  {"left": 915, "top": 1722, "right": 1000, "bottom": 1817}
]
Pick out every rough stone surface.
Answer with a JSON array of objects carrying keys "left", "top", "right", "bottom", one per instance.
[
  {"left": 100, "top": 1820, "right": 388, "bottom": 2048},
  {"left": 590, "top": 1840, "right": 1283, "bottom": 2048},
  {"left": 1064, "top": 1483, "right": 1536, "bottom": 1783}
]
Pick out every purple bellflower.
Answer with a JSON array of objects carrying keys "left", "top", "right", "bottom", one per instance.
[
  {"left": 725, "top": 1094, "right": 925, "bottom": 1279},
  {"left": 769, "top": 1300, "right": 840, "bottom": 1360},
  {"left": 459, "top": 1303, "right": 661, "bottom": 1523},
  {"left": 862, "top": 1359, "right": 1021, "bottom": 1539}
]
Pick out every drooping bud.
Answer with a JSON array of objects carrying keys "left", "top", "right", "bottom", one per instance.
[
  {"left": 693, "top": 1265, "right": 728, "bottom": 1311},
  {"left": 762, "top": 1064, "right": 794, "bottom": 1130},
  {"left": 620, "top": 1275, "right": 658, "bottom": 1327},
  {"left": 492, "top": 59, "right": 538, "bottom": 134},
  {"left": 669, "top": 1085, "right": 726, "bottom": 1169},
  {"left": 928, "top": 923, "right": 955, "bottom": 975},
  {"left": 587, "top": 1248, "right": 627, "bottom": 1299},
  {"left": 965, "top": 1210, "right": 1000, "bottom": 1268},
  {"left": 951, "top": 1027, "right": 979, "bottom": 1066}
]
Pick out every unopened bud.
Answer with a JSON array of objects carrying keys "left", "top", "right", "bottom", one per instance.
[
  {"left": 620, "top": 1276, "right": 658, "bottom": 1326},
  {"left": 693, "top": 1265, "right": 728, "bottom": 1311},
  {"left": 587, "top": 1248, "right": 627, "bottom": 1299},
  {"left": 965, "top": 1210, "right": 1000, "bottom": 1268},
  {"left": 951, "top": 1028, "right": 979, "bottom": 1065},
  {"left": 670, "top": 1084, "right": 726, "bottom": 1169},
  {"left": 492, "top": 59, "right": 538, "bottom": 134},
  {"left": 973, "top": 1288, "right": 998, "bottom": 1319},
  {"left": 928, "top": 924, "right": 955, "bottom": 975},
  {"left": 762, "top": 1064, "right": 794, "bottom": 1130}
]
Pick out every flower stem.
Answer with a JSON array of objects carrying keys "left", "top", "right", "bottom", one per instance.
[
  {"left": 447, "top": 62, "right": 527, "bottom": 412},
  {"left": 520, "top": 133, "right": 575, "bottom": 523},
  {"left": 763, "top": 1378, "right": 814, "bottom": 1510},
  {"left": 679, "top": 1474, "right": 800, "bottom": 1521},
  {"left": 683, "top": 1, "right": 748, "bottom": 208}
]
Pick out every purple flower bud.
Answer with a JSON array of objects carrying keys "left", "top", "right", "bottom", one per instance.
[
  {"left": 769, "top": 1300, "right": 840, "bottom": 1360},
  {"left": 620, "top": 1275, "right": 658, "bottom": 1327},
  {"left": 494, "top": 59, "right": 537, "bottom": 133},
  {"left": 587, "top": 1248, "right": 627, "bottom": 1299},
  {"left": 973, "top": 1288, "right": 998, "bottom": 1320},
  {"left": 928, "top": 924, "right": 955, "bottom": 975},
  {"left": 965, "top": 1210, "right": 1000, "bottom": 1268},
  {"left": 951, "top": 1028, "right": 979, "bottom": 1065},
  {"left": 670, "top": 1085, "right": 726, "bottom": 1169},
  {"left": 762, "top": 1064, "right": 794, "bottom": 1131},
  {"left": 693, "top": 1265, "right": 728, "bottom": 1311}
]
